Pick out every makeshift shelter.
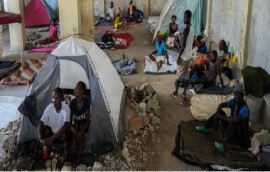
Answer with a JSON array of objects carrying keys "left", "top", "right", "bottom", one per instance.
[
  {"left": 24, "top": 0, "right": 57, "bottom": 28},
  {"left": 153, "top": 0, "right": 203, "bottom": 41},
  {"left": 18, "top": 36, "right": 126, "bottom": 155}
]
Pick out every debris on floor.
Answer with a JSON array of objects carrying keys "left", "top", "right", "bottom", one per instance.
[{"left": 97, "top": 83, "right": 162, "bottom": 170}]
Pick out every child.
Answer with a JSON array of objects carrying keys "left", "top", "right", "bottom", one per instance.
[
  {"left": 194, "top": 35, "right": 207, "bottom": 54},
  {"left": 149, "top": 35, "right": 171, "bottom": 71}
]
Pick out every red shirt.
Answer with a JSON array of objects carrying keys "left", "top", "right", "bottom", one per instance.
[{"left": 49, "top": 25, "right": 59, "bottom": 41}]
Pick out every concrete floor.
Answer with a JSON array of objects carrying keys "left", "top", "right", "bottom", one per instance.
[
  {"left": 1, "top": 23, "right": 201, "bottom": 170},
  {"left": 105, "top": 24, "right": 200, "bottom": 170}
]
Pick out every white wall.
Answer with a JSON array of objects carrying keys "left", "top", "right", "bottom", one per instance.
[
  {"left": 211, "top": 0, "right": 243, "bottom": 52},
  {"left": 94, "top": 0, "right": 166, "bottom": 17},
  {"left": 104, "top": 0, "right": 144, "bottom": 16},
  {"left": 248, "top": 0, "right": 270, "bottom": 73},
  {"left": 150, "top": 0, "right": 166, "bottom": 16}
]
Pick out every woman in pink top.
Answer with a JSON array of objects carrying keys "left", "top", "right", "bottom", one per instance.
[{"left": 37, "top": 19, "right": 59, "bottom": 45}]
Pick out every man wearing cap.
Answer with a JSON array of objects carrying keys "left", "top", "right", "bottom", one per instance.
[{"left": 196, "top": 83, "right": 251, "bottom": 152}]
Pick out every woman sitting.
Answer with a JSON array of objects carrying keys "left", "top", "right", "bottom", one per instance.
[
  {"left": 70, "top": 81, "right": 91, "bottom": 166},
  {"left": 167, "top": 15, "right": 182, "bottom": 48},
  {"left": 114, "top": 13, "right": 127, "bottom": 31},
  {"left": 36, "top": 19, "right": 59, "bottom": 46}
]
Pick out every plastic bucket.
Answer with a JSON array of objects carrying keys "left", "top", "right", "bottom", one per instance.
[{"left": 138, "top": 103, "right": 147, "bottom": 116}]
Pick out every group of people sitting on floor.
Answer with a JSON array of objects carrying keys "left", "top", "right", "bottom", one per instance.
[
  {"left": 38, "top": 81, "right": 91, "bottom": 168},
  {"left": 106, "top": 1, "right": 143, "bottom": 31}
]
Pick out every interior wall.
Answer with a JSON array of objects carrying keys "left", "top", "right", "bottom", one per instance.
[
  {"left": 149, "top": 0, "right": 166, "bottom": 16},
  {"left": 104, "top": 0, "right": 144, "bottom": 16},
  {"left": 210, "top": 0, "right": 243, "bottom": 52},
  {"left": 248, "top": 0, "right": 270, "bottom": 73}
]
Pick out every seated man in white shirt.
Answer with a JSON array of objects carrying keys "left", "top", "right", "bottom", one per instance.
[{"left": 39, "top": 87, "right": 71, "bottom": 162}]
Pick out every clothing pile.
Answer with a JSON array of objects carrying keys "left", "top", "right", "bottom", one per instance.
[
  {"left": 0, "top": 58, "right": 47, "bottom": 85},
  {"left": 113, "top": 58, "right": 137, "bottom": 75},
  {"left": 27, "top": 32, "right": 42, "bottom": 42},
  {"left": 249, "top": 130, "right": 270, "bottom": 169}
]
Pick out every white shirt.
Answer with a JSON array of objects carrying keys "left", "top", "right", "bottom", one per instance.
[
  {"left": 108, "top": 7, "right": 115, "bottom": 19},
  {"left": 40, "top": 102, "right": 70, "bottom": 134},
  {"left": 181, "top": 26, "right": 194, "bottom": 61}
]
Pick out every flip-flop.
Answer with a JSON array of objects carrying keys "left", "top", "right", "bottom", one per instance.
[
  {"left": 171, "top": 92, "right": 179, "bottom": 99},
  {"left": 182, "top": 96, "right": 191, "bottom": 102},
  {"left": 180, "top": 100, "right": 191, "bottom": 107}
]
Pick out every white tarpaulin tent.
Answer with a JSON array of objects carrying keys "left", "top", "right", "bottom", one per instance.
[{"left": 18, "top": 36, "right": 126, "bottom": 154}]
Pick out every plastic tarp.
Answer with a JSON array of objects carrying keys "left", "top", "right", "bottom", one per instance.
[
  {"left": 153, "top": 0, "right": 203, "bottom": 41},
  {"left": 0, "top": 96, "right": 24, "bottom": 130},
  {"left": 0, "top": 11, "right": 22, "bottom": 25},
  {"left": 24, "top": 0, "right": 57, "bottom": 28},
  {"left": 18, "top": 36, "right": 125, "bottom": 155}
]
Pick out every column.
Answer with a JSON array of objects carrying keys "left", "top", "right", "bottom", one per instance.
[
  {"left": 58, "top": 0, "right": 81, "bottom": 39},
  {"left": 6, "top": 0, "right": 26, "bottom": 52},
  {"left": 0, "top": 2, "right": 3, "bottom": 59},
  {"left": 143, "top": 0, "right": 150, "bottom": 17},
  {"left": 205, "top": 0, "right": 212, "bottom": 39},
  {"left": 81, "top": 0, "right": 95, "bottom": 42},
  {"left": 239, "top": 0, "right": 253, "bottom": 68},
  {"left": 99, "top": 0, "right": 105, "bottom": 17}
]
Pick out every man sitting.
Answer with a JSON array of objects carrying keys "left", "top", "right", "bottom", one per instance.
[
  {"left": 196, "top": 83, "right": 251, "bottom": 152},
  {"left": 39, "top": 88, "right": 71, "bottom": 163},
  {"left": 179, "top": 50, "right": 224, "bottom": 106},
  {"left": 218, "top": 39, "right": 233, "bottom": 80},
  {"left": 194, "top": 35, "right": 207, "bottom": 54},
  {"left": 149, "top": 35, "right": 171, "bottom": 71},
  {"left": 101, "top": 31, "right": 115, "bottom": 49}
]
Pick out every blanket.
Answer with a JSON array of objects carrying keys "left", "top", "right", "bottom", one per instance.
[
  {"left": 0, "top": 63, "right": 20, "bottom": 80},
  {"left": 27, "top": 46, "right": 57, "bottom": 53},
  {"left": 173, "top": 120, "right": 261, "bottom": 170},
  {"left": 0, "top": 61, "right": 16, "bottom": 69},
  {"left": 194, "top": 84, "right": 234, "bottom": 95},
  {"left": 112, "top": 32, "right": 133, "bottom": 49},
  {"left": 97, "top": 32, "right": 134, "bottom": 49},
  {"left": 144, "top": 55, "right": 177, "bottom": 74},
  {"left": 95, "top": 17, "right": 136, "bottom": 31},
  {"left": 113, "top": 58, "right": 137, "bottom": 75},
  {"left": 242, "top": 66, "right": 270, "bottom": 98},
  {"left": 190, "top": 93, "right": 232, "bottom": 120},
  {"left": 0, "top": 58, "right": 47, "bottom": 85}
]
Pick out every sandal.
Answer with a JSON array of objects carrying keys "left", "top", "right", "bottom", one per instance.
[
  {"left": 171, "top": 92, "right": 179, "bottom": 99},
  {"left": 180, "top": 99, "right": 191, "bottom": 107}
]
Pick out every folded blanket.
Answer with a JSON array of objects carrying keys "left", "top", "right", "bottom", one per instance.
[
  {"left": 144, "top": 55, "right": 177, "bottom": 74},
  {"left": 1, "top": 58, "right": 47, "bottom": 85}
]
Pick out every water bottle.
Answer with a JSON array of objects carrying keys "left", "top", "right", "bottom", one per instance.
[{"left": 43, "top": 145, "right": 49, "bottom": 160}]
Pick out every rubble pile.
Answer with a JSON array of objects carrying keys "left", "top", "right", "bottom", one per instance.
[
  {"left": 0, "top": 118, "right": 22, "bottom": 171},
  {"left": 97, "top": 83, "right": 162, "bottom": 170},
  {"left": 0, "top": 83, "right": 162, "bottom": 171}
]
